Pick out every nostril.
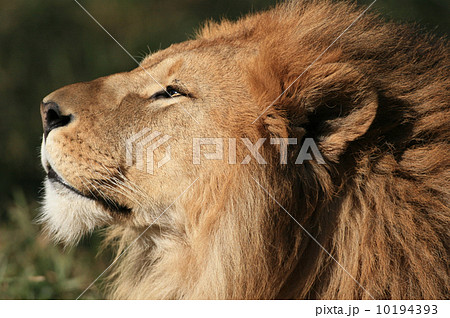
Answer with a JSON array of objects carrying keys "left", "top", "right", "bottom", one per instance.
[
  {"left": 41, "top": 101, "right": 72, "bottom": 138},
  {"left": 46, "top": 108, "right": 71, "bottom": 131}
]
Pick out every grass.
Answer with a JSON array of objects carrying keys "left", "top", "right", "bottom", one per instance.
[{"left": 0, "top": 190, "right": 110, "bottom": 299}]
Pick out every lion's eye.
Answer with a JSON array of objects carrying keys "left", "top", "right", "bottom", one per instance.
[{"left": 151, "top": 86, "right": 184, "bottom": 100}]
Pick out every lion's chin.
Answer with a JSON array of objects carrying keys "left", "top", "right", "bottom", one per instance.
[{"left": 38, "top": 179, "right": 113, "bottom": 245}]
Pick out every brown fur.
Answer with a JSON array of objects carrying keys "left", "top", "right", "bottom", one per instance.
[{"left": 40, "top": 0, "right": 449, "bottom": 299}]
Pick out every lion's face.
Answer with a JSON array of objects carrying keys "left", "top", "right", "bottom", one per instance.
[
  {"left": 39, "top": 27, "right": 378, "bottom": 244},
  {"left": 40, "top": 41, "right": 260, "bottom": 243}
]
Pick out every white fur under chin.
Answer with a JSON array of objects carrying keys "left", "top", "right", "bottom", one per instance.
[{"left": 38, "top": 179, "right": 112, "bottom": 245}]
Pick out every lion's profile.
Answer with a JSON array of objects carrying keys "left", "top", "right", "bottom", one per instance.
[{"left": 39, "top": 0, "right": 449, "bottom": 299}]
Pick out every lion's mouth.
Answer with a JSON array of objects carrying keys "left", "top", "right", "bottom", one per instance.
[
  {"left": 47, "top": 167, "right": 88, "bottom": 198},
  {"left": 47, "top": 166, "right": 132, "bottom": 215}
]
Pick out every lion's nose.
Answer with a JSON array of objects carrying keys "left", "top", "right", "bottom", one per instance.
[{"left": 40, "top": 101, "right": 72, "bottom": 139}]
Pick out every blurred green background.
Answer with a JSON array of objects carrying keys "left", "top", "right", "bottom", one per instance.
[{"left": 0, "top": 0, "right": 448, "bottom": 299}]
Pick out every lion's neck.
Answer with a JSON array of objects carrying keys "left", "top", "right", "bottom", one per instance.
[
  {"left": 106, "top": 172, "right": 296, "bottom": 299},
  {"left": 107, "top": 161, "right": 449, "bottom": 299}
]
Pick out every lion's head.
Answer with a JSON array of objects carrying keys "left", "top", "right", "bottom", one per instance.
[{"left": 39, "top": 1, "right": 449, "bottom": 299}]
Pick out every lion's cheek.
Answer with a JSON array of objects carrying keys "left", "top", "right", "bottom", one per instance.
[{"left": 38, "top": 179, "right": 112, "bottom": 245}]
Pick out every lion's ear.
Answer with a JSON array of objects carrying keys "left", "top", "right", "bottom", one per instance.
[{"left": 277, "top": 63, "right": 378, "bottom": 161}]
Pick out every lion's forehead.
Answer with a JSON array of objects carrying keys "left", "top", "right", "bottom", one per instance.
[{"left": 139, "top": 42, "right": 253, "bottom": 79}]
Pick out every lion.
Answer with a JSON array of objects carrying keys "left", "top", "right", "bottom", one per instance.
[{"left": 39, "top": 0, "right": 449, "bottom": 299}]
